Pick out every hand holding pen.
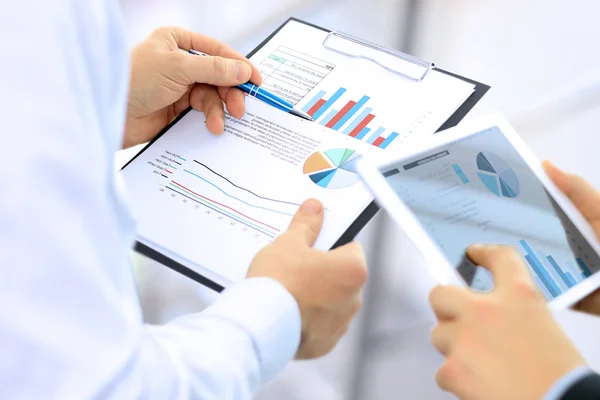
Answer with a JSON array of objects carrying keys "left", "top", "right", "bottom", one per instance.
[
  {"left": 186, "top": 49, "right": 313, "bottom": 121},
  {"left": 126, "top": 28, "right": 265, "bottom": 146}
]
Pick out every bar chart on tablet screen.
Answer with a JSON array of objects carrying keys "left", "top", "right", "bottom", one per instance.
[{"left": 149, "top": 150, "right": 301, "bottom": 239}]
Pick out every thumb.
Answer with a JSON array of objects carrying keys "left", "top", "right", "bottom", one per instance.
[
  {"left": 285, "top": 199, "right": 324, "bottom": 246},
  {"left": 177, "top": 52, "right": 253, "bottom": 86},
  {"left": 466, "top": 244, "right": 533, "bottom": 289},
  {"left": 543, "top": 161, "right": 600, "bottom": 234}
]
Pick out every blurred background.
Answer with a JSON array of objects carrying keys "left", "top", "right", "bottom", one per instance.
[{"left": 117, "top": 0, "right": 600, "bottom": 398}]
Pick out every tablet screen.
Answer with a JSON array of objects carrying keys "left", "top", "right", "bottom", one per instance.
[{"left": 382, "top": 126, "right": 600, "bottom": 299}]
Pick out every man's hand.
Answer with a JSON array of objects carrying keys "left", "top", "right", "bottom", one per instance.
[
  {"left": 124, "top": 27, "right": 262, "bottom": 149},
  {"left": 247, "top": 199, "right": 368, "bottom": 359},
  {"left": 544, "top": 161, "right": 600, "bottom": 316},
  {"left": 429, "top": 245, "right": 586, "bottom": 400}
]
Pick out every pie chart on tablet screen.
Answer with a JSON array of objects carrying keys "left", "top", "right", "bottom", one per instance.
[
  {"left": 303, "top": 148, "right": 361, "bottom": 189},
  {"left": 476, "top": 151, "right": 520, "bottom": 198}
]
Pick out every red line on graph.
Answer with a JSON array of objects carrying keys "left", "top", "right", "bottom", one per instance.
[
  {"left": 373, "top": 136, "right": 385, "bottom": 147},
  {"left": 326, "top": 100, "right": 356, "bottom": 128},
  {"left": 349, "top": 114, "right": 375, "bottom": 137},
  {"left": 165, "top": 169, "right": 173, "bottom": 174},
  {"left": 171, "top": 181, "right": 281, "bottom": 232},
  {"left": 308, "top": 98, "right": 326, "bottom": 116}
]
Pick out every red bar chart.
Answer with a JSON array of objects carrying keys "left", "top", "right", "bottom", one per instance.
[
  {"left": 308, "top": 99, "right": 327, "bottom": 116},
  {"left": 372, "top": 137, "right": 385, "bottom": 147},
  {"left": 302, "top": 86, "right": 400, "bottom": 150},
  {"left": 349, "top": 113, "right": 375, "bottom": 137},
  {"left": 326, "top": 101, "right": 356, "bottom": 128}
]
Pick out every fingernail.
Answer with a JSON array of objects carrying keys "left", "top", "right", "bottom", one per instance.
[
  {"left": 235, "top": 62, "right": 251, "bottom": 81},
  {"left": 300, "top": 199, "right": 322, "bottom": 215}
]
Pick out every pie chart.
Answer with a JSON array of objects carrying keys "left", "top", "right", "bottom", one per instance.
[
  {"left": 476, "top": 151, "right": 520, "bottom": 198},
  {"left": 303, "top": 148, "right": 361, "bottom": 189}
]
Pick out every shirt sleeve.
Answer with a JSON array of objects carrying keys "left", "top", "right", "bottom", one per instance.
[
  {"left": 557, "top": 371, "right": 600, "bottom": 400},
  {"left": 0, "top": 1, "right": 300, "bottom": 399},
  {"left": 139, "top": 278, "right": 301, "bottom": 399},
  {"left": 544, "top": 366, "right": 594, "bottom": 400}
]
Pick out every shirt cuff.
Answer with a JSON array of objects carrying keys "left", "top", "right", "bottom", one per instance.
[
  {"left": 544, "top": 365, "right": 594, "bottom": 400},
  {"left": 202, "top": 277, "right": 301, "bottom": 384}
]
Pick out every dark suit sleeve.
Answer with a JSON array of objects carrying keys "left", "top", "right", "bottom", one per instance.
[{"left": 561, "top": 372, "right": 600, "bottom": 399}]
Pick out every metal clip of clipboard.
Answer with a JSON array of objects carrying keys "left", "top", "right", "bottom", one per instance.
[{"left": 322, "top": 31, "right": 433, "bottom": 82}]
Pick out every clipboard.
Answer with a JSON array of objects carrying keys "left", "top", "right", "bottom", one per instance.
[{"left": 127, "top": 17, "right": 490, "bottom": 293}]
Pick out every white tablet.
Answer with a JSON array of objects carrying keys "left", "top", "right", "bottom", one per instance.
[{"left": 358, "top": 112, "right": 600, "bottom": 309}]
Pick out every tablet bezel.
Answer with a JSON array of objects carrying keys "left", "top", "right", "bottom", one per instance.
[{"left": 357, "top": 112, "right": 600, "bottom": 309}]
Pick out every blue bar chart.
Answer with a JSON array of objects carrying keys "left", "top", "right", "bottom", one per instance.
[
  {"left": 320, "top": 109, "right": 338, "bottom": 126},
  {"left": 302, "top": 87, "right": 401, "bottom": 149},
  {"left": 452, "top": 164, "right": 470, "bottom": 184},
  {"left": 310, "top": 87, "right": 346, "bottom": 120},
  {"left": 517, "top": 239, "right": 596, "bottom": 298},
  {"left": 343, "top": 107, "right": 373, "bottom": 135},
  {"left": 546, "top": 256, "right": 574, "bottom": 288},
  {"left": 302, "top": 90, "right": 326, "bottom": 111},
  {"left": 332, "top": 95, "right": 370, "bottom": 130},
  {"left": 577, "top": 258, "right": 593, "bottom": 277},
  {"left": 356, "top": 127, "right": 370, "bottom": 140}
]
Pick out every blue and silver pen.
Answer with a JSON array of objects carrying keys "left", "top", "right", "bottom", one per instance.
[{"left": 186, "top": 49, "right": 313, "bottom": 121}]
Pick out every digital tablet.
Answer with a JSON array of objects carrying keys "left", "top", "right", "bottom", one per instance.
[{"left": 358, "top": 113, "right": 600, "bottom": 308}]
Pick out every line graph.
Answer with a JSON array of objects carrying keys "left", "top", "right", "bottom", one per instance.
[
  {"left": 171, "top": 181, "right": 281, "bottom": 231},
  {"left": 167, "top": 182, "right": 279, "bottom": 237},
  {"left": 151, "top": 151, "right": 301, "bottom": 240},
  {"left": 193, "top": 160, "right": 302, "bottom": 207},
  {"left": 165, "top": 186, "right": 275, "bottom": 238},
  {"left": 183, "top": 169, "right": 295, "bottom": 217}
]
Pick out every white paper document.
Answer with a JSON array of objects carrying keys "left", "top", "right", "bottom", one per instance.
[{"left": 121, "top": 20, "right": 477, "bottom": 287}]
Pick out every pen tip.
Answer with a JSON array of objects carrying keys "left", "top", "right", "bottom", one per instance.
[{"left": 291, "top": 108, "right": 313, "bottom": 121}]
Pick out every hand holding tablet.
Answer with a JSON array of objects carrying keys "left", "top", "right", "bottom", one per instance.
[
  {"left": 358, "top": 113, "right": 600, "bottom": 309},
  {"left": 428, "top": 244, "right": 587, "bottom": 400},
  {"left": 425, "top": 163, "right": 600, "bottom": 400},
  {"left": 544, "top": 161, "right": 600, "bottom": 315}
]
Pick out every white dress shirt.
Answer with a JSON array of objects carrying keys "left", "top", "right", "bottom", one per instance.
[{"left": 0, "top": 1, "right": 300, "bottom": 399}]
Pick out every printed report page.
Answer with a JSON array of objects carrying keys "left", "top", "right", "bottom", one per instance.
[
  {"left": 123, "top": 101, "right": 376, "bottom": 286},
  {"left": 248, "top": 19, "right": 476, "bottom": 151},
  {"left": 121, "top": 20, "right": 477, "bottom": 286}
]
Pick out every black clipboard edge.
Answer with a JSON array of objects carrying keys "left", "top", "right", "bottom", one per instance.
[
  {"left": 123, "top": 17, "right": 490, "bottom": 292},
  {"left": 134, "top": 241, "right": 225, "bottom": 292},
  {"left": 435, "top": 68, "right": 490, "bottom": 132}
]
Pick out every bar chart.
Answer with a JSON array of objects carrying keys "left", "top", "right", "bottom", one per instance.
[
  {"left": 452, "top": 164, "right": 470, "bottom": 184},
  {"left": 518, "top": 239, "right": 594, "bottom": 298},
  {"left": 302, "top": 86, "right": 401, "bottom": 150}
]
